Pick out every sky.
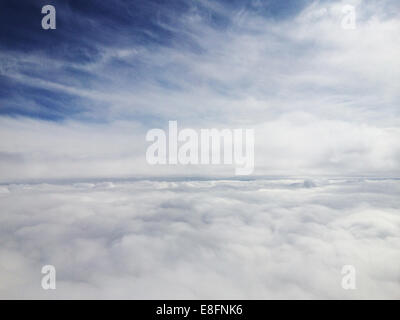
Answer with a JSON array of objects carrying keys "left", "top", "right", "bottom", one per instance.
[
  {"left": 0, "top": 0, "right": 399, "bottom": 181},
  {"left": 0, "top": 0, "right": 399, "bottom": 299}
]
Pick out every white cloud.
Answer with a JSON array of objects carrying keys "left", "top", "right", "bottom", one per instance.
[
  {"left": 0, "top": 114, "right": 399, "bottom": 182},
  {"left": 1, "top": 0, "right": 399, "bottom": 181},
  {"left": 0, "top": 178, "right": 399, "bottom": 299},
  {"left": 0, "top": 1, "right": 399, "bottom": 300}
]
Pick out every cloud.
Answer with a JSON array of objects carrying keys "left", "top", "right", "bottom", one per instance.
[
  {"left": 1, "top": 0, "right": 399, "bottom": 123},
  {"left": 0, "top": 113, "right": 399, "bottom": 182},
  {"left": 0, "top": 0, "right": 399, "bottom": 180},
  {"left": 0, "top": 1, "right": 399, "bottom": 300},
  {"left": 0, "top": 178, "right": 399, "bottom": 299}
]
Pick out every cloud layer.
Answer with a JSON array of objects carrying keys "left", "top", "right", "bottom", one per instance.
[{"left": 0, "top": 178, "right": 399, "bottom": 299}]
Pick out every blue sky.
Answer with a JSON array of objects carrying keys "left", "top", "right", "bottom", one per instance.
[
  {"left": 0, "top": 0, "right": 312, "bottom": 121},
  {"left": 0, "top": 0, "right": 399, "bottom": 181}
]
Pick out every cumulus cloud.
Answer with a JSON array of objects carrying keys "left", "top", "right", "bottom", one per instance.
[{"left": 0, "top": 178, "right": 399, "bottom": 299}]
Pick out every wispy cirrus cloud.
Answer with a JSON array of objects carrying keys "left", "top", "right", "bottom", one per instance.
[
  {"left": 1, "top": 1, "right": 398, "bottom": 121},
  {"left": 1, "top": 0, "right": 399, "bottom": 181}
]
